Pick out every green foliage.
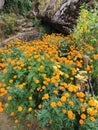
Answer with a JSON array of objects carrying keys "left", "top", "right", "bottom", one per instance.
[
  {"left": 3, "top": 0, "right": 32, "bottom": 15},
  {"left": 73, "top": 4, "right": 98, "bottom": 46},
  {"left": 0, "top": 13, "right": 16, "bottom": 38}
]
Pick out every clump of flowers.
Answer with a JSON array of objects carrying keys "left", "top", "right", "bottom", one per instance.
[{"left": 0, "top": 32, "right": 98, "bottom": 130}]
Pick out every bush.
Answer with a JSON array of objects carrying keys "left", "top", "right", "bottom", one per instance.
[
  {"left": 0, "top": 13, "right": 16, "bottom": 39},
  {"left": 0, "top": 33, "right": 98, "bottom": 129},
  {"left": 3, "top": 0, "right": 32, "bottom": 15}
]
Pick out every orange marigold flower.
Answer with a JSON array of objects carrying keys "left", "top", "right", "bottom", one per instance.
[
  {"left": 81, "top": 114, "right": 86, "bottom": 119},
  {"left": 88, "top": 99, "right": 96, "bottom": 107},
  {"left": 68, "top": 110, "right": 75, "bottom": 119},
  {"left": 62, "top": 109, "right": 67, "bottom": 114},
  {"left": 57, "top": 101, "right": 62, "bottom": 107},
  {"left": 8, "top": 96, "right": 12, "bottom": 101},
  {"left": 15, "top": 119, "right": 18, "bottom": 124},
  {"left": 90, "top": 117, "right": 96, "bottom": 122},
  {"left": 51, "top": 101, "right": 56, "bottom": 108},
  {"left": 79, "top": 119, "right": 84, "bottom": 125},
  {"left": 42, "top": 94, "right": 49, "bottom": 100},
  {"left": 0, "top": 107, "right": 3, "bottom": 112},
  {"left": 10, "top": 112, "right": 15, "bottom": 116}
]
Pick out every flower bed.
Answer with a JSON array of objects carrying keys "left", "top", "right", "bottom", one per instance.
[{"left": 0, "top": 33, "right": 98, "bottom": 130}]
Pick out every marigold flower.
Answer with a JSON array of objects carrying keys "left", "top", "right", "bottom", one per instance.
[
  {"left": 18, "top": 106, "right": 23, "bottom": 112},
  {"left": 57, "top": 101, "right": 62, "bottom": 107},
  {"left": 51, "top": 101, "right": 56, "bottom": 108},
  {"left": 60, "top": 96, "right": 66, "bottom": 102},
  {"left": 8, "top": 96, "right": 12, "bottom": 101},
  {"left": 42, "top": 94, "right": 49, "bottom": 100},
  {"left": 38, "top": 104, "right": 43, "bottom": 109},
  {"left": 69, "top": 101, "right": 74, "bottom": 105},
  {"left": 88, "top": 99, "right": 96, "bottom": 107},
  {"left": 79, "top": 119, "right": 84, "bottom": 125},
  {"left": 15, "top": 119, "right": 18, "bottom": 124},
  {"left": 62, "top": 109, "right": 66, "bottom": 114},
  {"left": 28, "top": 107, "right": 32, "bottom": 112},
  {"left": 81, "top": 114, "right": 86, "bottom": 119},
  {"left": 64, "top": 93, "right": 70, "bottom": 98},
  {"left": 35, "top": 80, "right": 39, "bottom": 84},
  {"left": 5, "top": 103, "right": 9, "bottom": 107},
  {"left": 28, "top": 96, "right": 32, "bottom": 100},
  {"left": 10, "top": 112, "right": 15, "bottom": 116},
  {"left": 53, "top": 90, "right": 58, "bottom": 95},
  {"left": 90, "top": 117, "right": 96, "bottom": 122},
  {"left": 68, "top": 110, "right": 75, "bottom": 119},
  {"left": 0, "top": 107, "right": 3, "bottom": 112},
  {"left": 9, "top": 79, "right": 13, "bottom": 84}
]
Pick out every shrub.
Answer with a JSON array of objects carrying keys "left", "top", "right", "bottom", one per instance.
[
  {"left": 0, "top": 13, "right": 16, "bottom": 39},
  {"left": 73, "top": 3, "right": 98, "bottom": 46},
  {"left": 3, "top": 0, "right": 32, "bottom": 15},
  {"left": 0, "top": 33, "right": 98, "bottom": 129}
]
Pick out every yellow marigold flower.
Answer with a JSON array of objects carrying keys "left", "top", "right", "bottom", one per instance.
[
  {"left": 10, "top": 112, "right": 15, "bottom": 116},
  {"left": 8, "top": 96, "right": 12, "bottom": 101},
  {"left": 0, "top": 107, "right": 3, "bottom": 112},
  {"left": 28, "top": 107, "right": 32, "bottom": 112},
  {"left": 53, "top": 90, "right": 58, "bottom": 95},
  {"left": 15, "top": 119, "right": 18, "bottom": 124},
  {"left": 18, "top": 106, "right": 23, "bottom": 112},
  {"left": 64, "top": 93, "right": 70, "bottom": 98},
  {"left": 68, "top": 110, "right": 75, "bottom": 119},
  {"left": 62, "top": 109, "right": 66, "bottom": 114},
  {"left": 87, "top": 108, "right": 96, "bottom": 116},
  {"left": 39, "top": 65, "right": 44, "bottom": 70},
  {"left": 90, "top": 117, "right": 96, "bottom": 122},
  {"left": 69, "top": 101, "right": 74, "bottom": 105},
  {"left": 3, "top": 69, "right": 8, "bottom": 74},
  {"left": 13, "top": 75, "right": 17, "bottom": 79},
  {"left": 42, "top": 94, "right": 49, "bottom": 100},
  {"left": 57, "top": 101, "right": 62, "bottom": 107},
  {"left": 42, "top": 86, "right": 46, "bottom": 90},
  {"left": 35, "top": 80, "right": 39, "bottom": 84},
  {"left": 64, "top": 74, "right": 69, "bottom": 78},
  {"left": 81, "top": 114, "right": 86, "bottom": 119},
  {"left": 28, "top": 96, "right": 32, "bottom": 100},
  {"left": 60, "top": 96, "right": 66, "bottom": 102},
  {"left": 79, "top": 119, "right": 84, "bottom": 125},
  {"left": 51, "top": 101, "right": 56, "bottom": 108}
]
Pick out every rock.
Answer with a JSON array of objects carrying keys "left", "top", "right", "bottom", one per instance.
[
  {"left": 32, "top": 0, "right": 90, "bottom": 34},
  {"left": 16, "top": 19, "right": 26, "bottom": 25},
  {"left": 0, "top": 30, "right": 39, "bottom": 47},
  {"left": 21, "top": 27, "right": 34, "bottom": 32},
  {"left": 0, "top": 0, "right": 5, "bottom": 9},
  {"left": 26, "top": 22, "right": 34, "bottom": 28}
]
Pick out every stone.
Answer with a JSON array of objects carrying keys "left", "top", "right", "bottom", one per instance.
[
  {"left": 0, "top": 30, "right": 39, "bottom": 47},
  {"left": 26, "top": 22, "right": 34, "bottom": 27},
  {"left": 32, "top": 0, "right": 90, "bottom": 34},
  {"left": 0, "top": 0, "right": 5, "bottom": 9}
]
